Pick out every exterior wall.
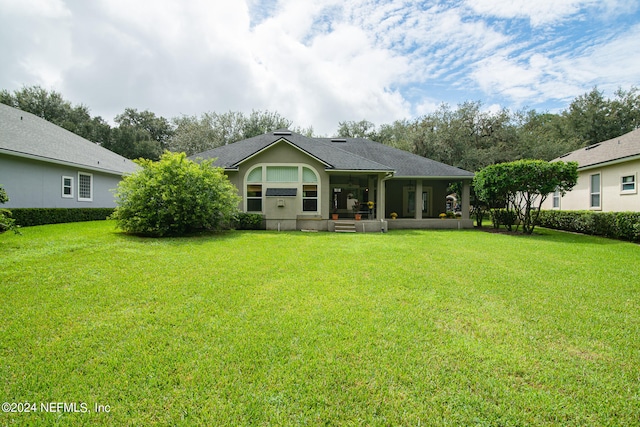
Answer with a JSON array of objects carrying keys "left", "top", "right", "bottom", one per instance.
[
  {"left": 541, "top": 159, "right": 640, "bottom": 212},
  {"left": 0, "top": 154, "right": 122, "bottom": 208},
  {"left": 234, "top": 140, "right": 330, "bottom": 230}
]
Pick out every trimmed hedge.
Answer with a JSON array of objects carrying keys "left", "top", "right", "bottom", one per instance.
[
  {"left": 10, "top": 208, "right": 115, "bottom": 227},
  {"left": 537, "top": 210, "right": 640, "bottom": 242},
  {"left": 230, "top": 212, "right": 265, "bottom": 230}
]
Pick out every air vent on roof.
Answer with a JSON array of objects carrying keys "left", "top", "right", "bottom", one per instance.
[
  {"left": 331, "top": 138, "right": 347, "bottom": 143},
  {"left": 274, "top": 131, "right": 292, "bottom": 136},
  {"left": 585, "top": 143, "right": 601, "bottom": 151}
]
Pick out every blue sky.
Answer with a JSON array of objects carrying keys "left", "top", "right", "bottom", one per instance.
[{"left": 1, "top": 0, "right": 639, "bottom": 135}]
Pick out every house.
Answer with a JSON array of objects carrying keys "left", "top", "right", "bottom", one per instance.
[
  {"left": 541, "top": 128, "right": 640, "bottom": 212},
  {"left": 191, "top": 130, "right": 474, "bottom": 231},
  {"left": 0, "top": 103, "right": 138, "bottom": 208}
]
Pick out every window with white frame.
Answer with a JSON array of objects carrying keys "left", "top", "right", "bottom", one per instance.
[
  {"left": 590, "top": 173, "right": 600, "bottom": 208},
  {"left": 552, "top": 188, "right": 560, "bottom": 208},
  {"left": 78, "top": 172, "right": 93, "bottom": 202},
  {"left": 246, "top": 185, "right": 263, "bottom": 212},
  {"left": 245, "top": 165, "right": 320, "bottom": 213},
  {"left": 62, "top": 176, "right": 74, "bottom": 198},
  {"left": 621, "top": 175, "right": 636, "bottom": 193}
]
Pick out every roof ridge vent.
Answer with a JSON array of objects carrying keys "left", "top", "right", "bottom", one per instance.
[
  {"left": 274, "top": 130, "right": 292, "bottom": 136},
  {"left": 331, "top": 138, "right": 347, "bottom": 142}
]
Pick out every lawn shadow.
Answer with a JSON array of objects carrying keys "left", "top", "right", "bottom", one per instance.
[
  {"left": 478, "top": 226, "right": 629, "bottom": 246},
  {"left": 110, "top": 228, "right": 248, "bottom": 245}
]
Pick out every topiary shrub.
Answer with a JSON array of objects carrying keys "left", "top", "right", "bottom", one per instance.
[{"left": 110, "top": 151, "right": 241, "bottom": 236}]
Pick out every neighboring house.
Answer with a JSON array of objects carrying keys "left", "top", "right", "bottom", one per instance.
[
  {"left": 0, "top": 103, "right": 138, "bottom": 208},
  {"left": 541, "top": 128, "right": 640, "bottom": 212},
  {"left": 191, "top": 130, "right": 474, "bottom": 231}
]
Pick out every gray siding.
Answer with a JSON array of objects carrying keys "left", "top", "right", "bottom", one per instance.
[{"left": 0, "top": 154, "right": 122, "bottom": 208}]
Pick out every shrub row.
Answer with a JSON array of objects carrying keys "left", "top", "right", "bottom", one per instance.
[
  {"left": 10, "top": 208, "right": 115, "bottom": 227},
  {"left": 537, "top": 210, "right": 640, "bottom": 242},
  {"left": 229, "top": 212, "right": 265, "bottom": 230}
]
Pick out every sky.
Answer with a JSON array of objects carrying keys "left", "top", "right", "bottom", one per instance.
[{"left": 1, "top": 0, "right": 639, "bottom": 136}]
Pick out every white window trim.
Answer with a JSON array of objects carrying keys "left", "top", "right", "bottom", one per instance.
[
  {"left": 552, "top": 188, "right": 561, "bottom": 209},
  {"left": 78, "top": 172, "right": 93, "bottom": 202},
  {"left": 244, "top": 164, "right": 321, "bottom": 214},
  {"left": 589, "top": 172, "right": 601, "bottom": 210},
  {"left": 620, "top": 173, "right": 637, "bottom": 194},
  {"left": 62, "top": 176, "right": 74, "bottom": 198}
]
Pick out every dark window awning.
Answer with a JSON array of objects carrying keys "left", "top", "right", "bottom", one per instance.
[{"left": 265, "top": 188, "right": 297, "bottom": 197}]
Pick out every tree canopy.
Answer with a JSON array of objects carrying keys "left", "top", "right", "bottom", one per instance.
[
  {"left": 474, "top": 160, "right": 578, "bottom": 234},
  {"left": 2, "top": 84, "right": 638, "bottom": 168}
]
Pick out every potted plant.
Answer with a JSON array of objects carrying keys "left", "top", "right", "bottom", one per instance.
[
  {"left": 390, "top": 212, "right": 398, "bottom": 219},
  {"left": 439, "top": 213, "right": 447, "bottom": 219},
  {"left": 367, "top": 200, "right": 374, "bottom": 220},
  {"left": 352, "top": 199, "right": 361, "bottom": 220}
]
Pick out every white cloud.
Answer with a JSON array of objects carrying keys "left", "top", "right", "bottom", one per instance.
[{"left": 1, "top": 0, "right": 639, "bottom": 135}]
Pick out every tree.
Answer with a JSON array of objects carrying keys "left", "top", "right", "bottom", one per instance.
[
  {"left": 114, "top": 108, "right": 174, "bottom": 149},
  {"left": 473, "top": 160, "right": 578, "bottom": 234},
  {"left": 168, "top": 110, "right": 297, "bottom": 156},
  {"left": 563, "top": 86, "right": 640, "bottom": 146},
  {"left": 110, "top": 151, "right": 241, "bottom": 236},
  {"left": 0, "top": 85, "right": 107, "bottom": 143},
  {"left": 336, "top": 119, "right": 378, "bottom": 139},
  {"left": 243, "top": 110, "right": 293, "bottom": 138}
]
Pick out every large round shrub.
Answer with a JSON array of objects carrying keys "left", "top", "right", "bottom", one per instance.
[{"left": 111, "top": 151, "right": 240, "bottom": 236}]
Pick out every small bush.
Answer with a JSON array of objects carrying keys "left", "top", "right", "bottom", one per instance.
[
  {"left": 537, "top": 210, "right": 640, "bottom": 242},
  {"left": 0, "top": 185, "right": 19, "bottom": 234},
  {"left": 230, "top": 212, "right": 264, "bottom": 230},
  {"left": 490, "top": 208, "right": 517, "bottom": 231}
]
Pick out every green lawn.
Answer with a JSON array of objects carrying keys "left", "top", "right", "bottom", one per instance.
[{"left": 1, "top": 221, "right": 639, "bottom": 426}]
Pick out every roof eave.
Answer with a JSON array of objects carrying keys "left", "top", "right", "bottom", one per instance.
[
  {"left": 0, "top": 147, "right": 134, "bottom": 176},
  {"left": 576, "top": 153, "right": 640, "bottom": 171},
  {"left": 326, "top": 169, "right": 394, "bottom": 174}
]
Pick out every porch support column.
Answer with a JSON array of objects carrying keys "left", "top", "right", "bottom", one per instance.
[
  {"left": 462, "top": 181, "right": 471, "bottom": 220},
  {"left": 415, "top": 180, "right": 423, "bottom": 219},
  {"left": 377, "top": 174, "right": 386, "bottom": 220}
]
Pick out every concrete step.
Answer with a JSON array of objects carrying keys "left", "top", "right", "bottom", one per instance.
[{"left": 334, "top": 221, "right": 356, "bottom": 233}]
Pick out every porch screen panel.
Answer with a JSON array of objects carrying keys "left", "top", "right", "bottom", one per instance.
[
  {"left": 266, "top": 166, "right": 298, "bottom": 182},
  {"left": 302, "top": 167, "right": 318, "bottom": 183}
]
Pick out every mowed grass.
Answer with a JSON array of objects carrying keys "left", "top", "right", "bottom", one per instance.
[{"left": 1, "top": 222, "right": 639, "bottom": 426}]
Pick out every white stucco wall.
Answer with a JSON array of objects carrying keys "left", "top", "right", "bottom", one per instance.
[{"left": 542, "top": 159, "right": 640, "bottom": 212}]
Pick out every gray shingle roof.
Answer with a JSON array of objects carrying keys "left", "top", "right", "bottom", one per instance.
[
  {"left": 192, "top": 130, "right": 474, "bottom": 179},
  {"left": 555, "top": 128, "right": 640, "bottom": 169},
  {"left": 0, "top": 103, "right": 138, "bottom": 175},
  {"left": 319, "top": 137, "right": 474, "bottom": 178}
]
